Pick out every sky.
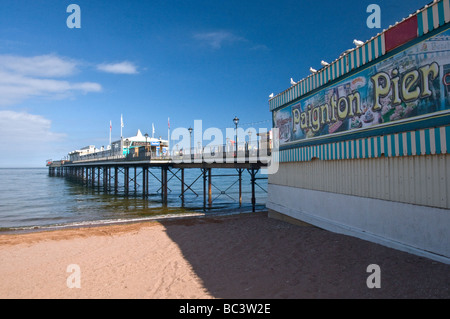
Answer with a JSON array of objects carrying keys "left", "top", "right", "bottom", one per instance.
[{"left": 0, "top": 0, "right": 431, "bottom": 167}]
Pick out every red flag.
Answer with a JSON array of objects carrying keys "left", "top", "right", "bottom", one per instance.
[{"left": 168, "top": 117, "right": 170, "bottom": 129}]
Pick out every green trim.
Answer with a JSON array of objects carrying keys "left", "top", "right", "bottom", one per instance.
[{"left": 279, "top": 112, "right": 450, "bottom": 151}]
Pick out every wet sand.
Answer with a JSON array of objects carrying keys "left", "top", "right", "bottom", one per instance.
[{"left": 0, "top": 212, "right": 448, "bottom": 299}]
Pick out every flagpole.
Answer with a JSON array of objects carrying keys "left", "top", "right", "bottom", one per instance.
[
  {"left": 168, "top": 117, "right": 170, "bottom": 157},
  {"left": 109, "top": 120, "right": 112, "bottom": 146},
  {"left": 121, "top": 114, "right": 124, "bottom": 138}
]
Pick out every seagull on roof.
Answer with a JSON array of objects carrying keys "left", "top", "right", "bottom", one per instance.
[
  {"left": 290, "top": 78, "right": 297, "bottom": 85},
  {"left": 339, "top": 48, "right": 353, "bottom": 58},
  {"left": 269, "top": 93, "right": 274, "bottom": 98},
  {"left": 321, "top": 60, "right": 329, "bottom": 66},
  {"left": 310, "top": 67, "right": 317, "bottom": 73},
  {"left": 353, "top": 39, "right": 364, "bottom": 47}
]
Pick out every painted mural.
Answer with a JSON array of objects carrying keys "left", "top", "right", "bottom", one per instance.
[{"left": 274, "top": 28, "right": 450, "bottom": 145}]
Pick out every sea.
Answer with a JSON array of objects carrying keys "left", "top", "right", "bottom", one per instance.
[{"left": 0, "top": 167, "right": 268, "bottom": 233}]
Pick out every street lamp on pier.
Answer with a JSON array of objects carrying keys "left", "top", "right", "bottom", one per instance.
[
  {"left": 233, "top": 116, "right": 239, "bottom": 157},
  {"left": 188, "top": 127, "right": 193, "bottom": 158},
  {"left": 144, "top": 133, "right": 149, "bottom": 153}
]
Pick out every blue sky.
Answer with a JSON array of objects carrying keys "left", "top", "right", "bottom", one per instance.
[{"left": 0, "top": 0, "right": 430, "bottom": 167}]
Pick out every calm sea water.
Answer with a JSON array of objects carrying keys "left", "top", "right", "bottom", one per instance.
[{"left": 0, "top": 167, "right": 267, "bottom": 232}]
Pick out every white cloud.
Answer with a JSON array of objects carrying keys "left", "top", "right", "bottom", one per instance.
[
  {"left": 71, "top": 82, "right": 102, "bottom": 92},
  {"left": 0, "top": 54, "right": 77, "bottom": 77},
  {"left": 0, "top": 54, "right": 102, "bottom": 106},
  {"left": 193, "top": 31, "right": 247, "bottom": 49},
  {"left": 0, "top": 110, "right": 67, "bottom": 167},
  {"left": 0, "top": 110, "right": 66, "bottom": 143},
  {"left": 97, "top": 61, "right": 139, "bottom": 74}
]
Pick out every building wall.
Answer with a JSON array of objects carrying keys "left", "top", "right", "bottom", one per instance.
[
  {"left": 267, "top": 181, "right": 450, "bottom": 263},
  {"left": 270, "top": 153, "right": 450, "bottom": 209},
  {"left": 268, "top": 136, "right": 450, "bottom": 263},
  {"left": 267, "top": 1, "right": 450, "bottom": 263}
]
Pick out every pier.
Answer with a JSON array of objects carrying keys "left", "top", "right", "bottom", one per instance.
[{"left": 47, "top": 148, "right": 271, "bottom": 212}]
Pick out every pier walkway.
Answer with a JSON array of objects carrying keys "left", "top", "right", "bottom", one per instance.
[{"left": 47, "top": 151, "right": 271, "bottom": 212}]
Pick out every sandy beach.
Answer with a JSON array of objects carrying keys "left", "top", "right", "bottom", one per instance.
[{"left": 0, "top": 212, "right": 448, "bottom": 299}]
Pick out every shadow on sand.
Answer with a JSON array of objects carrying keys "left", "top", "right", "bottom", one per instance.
[{"left": 160, "top": 212, "right": 450, "bottom": 299}]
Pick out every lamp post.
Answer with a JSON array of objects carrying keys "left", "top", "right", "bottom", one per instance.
[
  {"left": 144, "top": 133, "right": 149, "bottom": 153},
  {"left": 233, "top": 116, "right": 239, "bottom": 158},
  {"left": 188, "top": 127, "right": 193, "bottom": 159}
]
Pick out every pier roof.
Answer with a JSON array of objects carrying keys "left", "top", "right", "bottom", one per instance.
[
  {"left": 268, "top": 0, "right": 449, "bottom": 111},
  {"left": 118, "top": 129, "right": 168, "bottom": 144}
]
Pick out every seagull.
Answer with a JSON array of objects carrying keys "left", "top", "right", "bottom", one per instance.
[
  {"left": 339, "top": 48, "right": 353, "bottom": 58},
  {"left": 321, "top": 60, "right": 329, "bottom": 67},
  {"left": 269, "top": 93, "right": 274, "bottom": 99},
  {"left": 290, "top": 78, "right": 297, "bottom": 85},
  {"left": 353, "top": 39, "right": 364, "bottom": 47},
  {"left": 309, "top": 67, "right": 317, "bottom": 73}
]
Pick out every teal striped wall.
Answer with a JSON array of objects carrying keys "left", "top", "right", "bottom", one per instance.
[
  {"left": 279, "top": 125, "right": 450, "bottom": 162},
  {"left": 269, "top": 0, "right": 450, "bottom": 112}
]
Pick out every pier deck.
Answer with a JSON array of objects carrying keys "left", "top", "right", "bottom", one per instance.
[{"left": 47, "top": 154, "right": 270, "bottom": 212}]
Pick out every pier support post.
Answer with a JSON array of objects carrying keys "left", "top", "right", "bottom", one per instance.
[
  {"left": 114, "top": 166, "right": 118, "bottom": 193},
  {"left": 164, "top": 166, "right": 168, "bottom": 204},
  {"left": 108, "top": 167, "right": 110, "bottom": 189},
  {"left": 160, "top": 167, "right": 163, "bottom": 203},
  {"left": 161, "top": 166, "right": 168, "bottom": 205},
  {"left": 134, "top": 167, "right": 137, "bottom": 193},
  {"left": 203, "top": 169, "right": 207, "bottom": 210},
  {"left": 142, "top": 166, "right": 147, "bottom": 198},
  {"left": 250, "top": 169, "right": 256, "bottom": 212},
  {"left": 238, "top": 168, "right": 242, "bottom": 207},
  {"left": 103, "top": 167, "right": 108, "bottom": 192},
  {"left": 208, "top": 168, "right": 212, "bottom": 207},
  {"left": 146, "top": 167, "right": 149, "bottom": 196},
  {"left": 124, "top": 166, "right": 129, "bottom": 195},
  {"left": 180, "top": 168, "right": 184, "bottom": 205}
]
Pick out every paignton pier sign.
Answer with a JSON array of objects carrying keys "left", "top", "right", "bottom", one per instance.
[{"left": 274, "top": 28, "right": 450, "bottom": 145}]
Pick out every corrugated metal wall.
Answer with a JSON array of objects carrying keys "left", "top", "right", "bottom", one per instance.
[{"left": 269, "top": 153, "right": 450, "bottom": 209}]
